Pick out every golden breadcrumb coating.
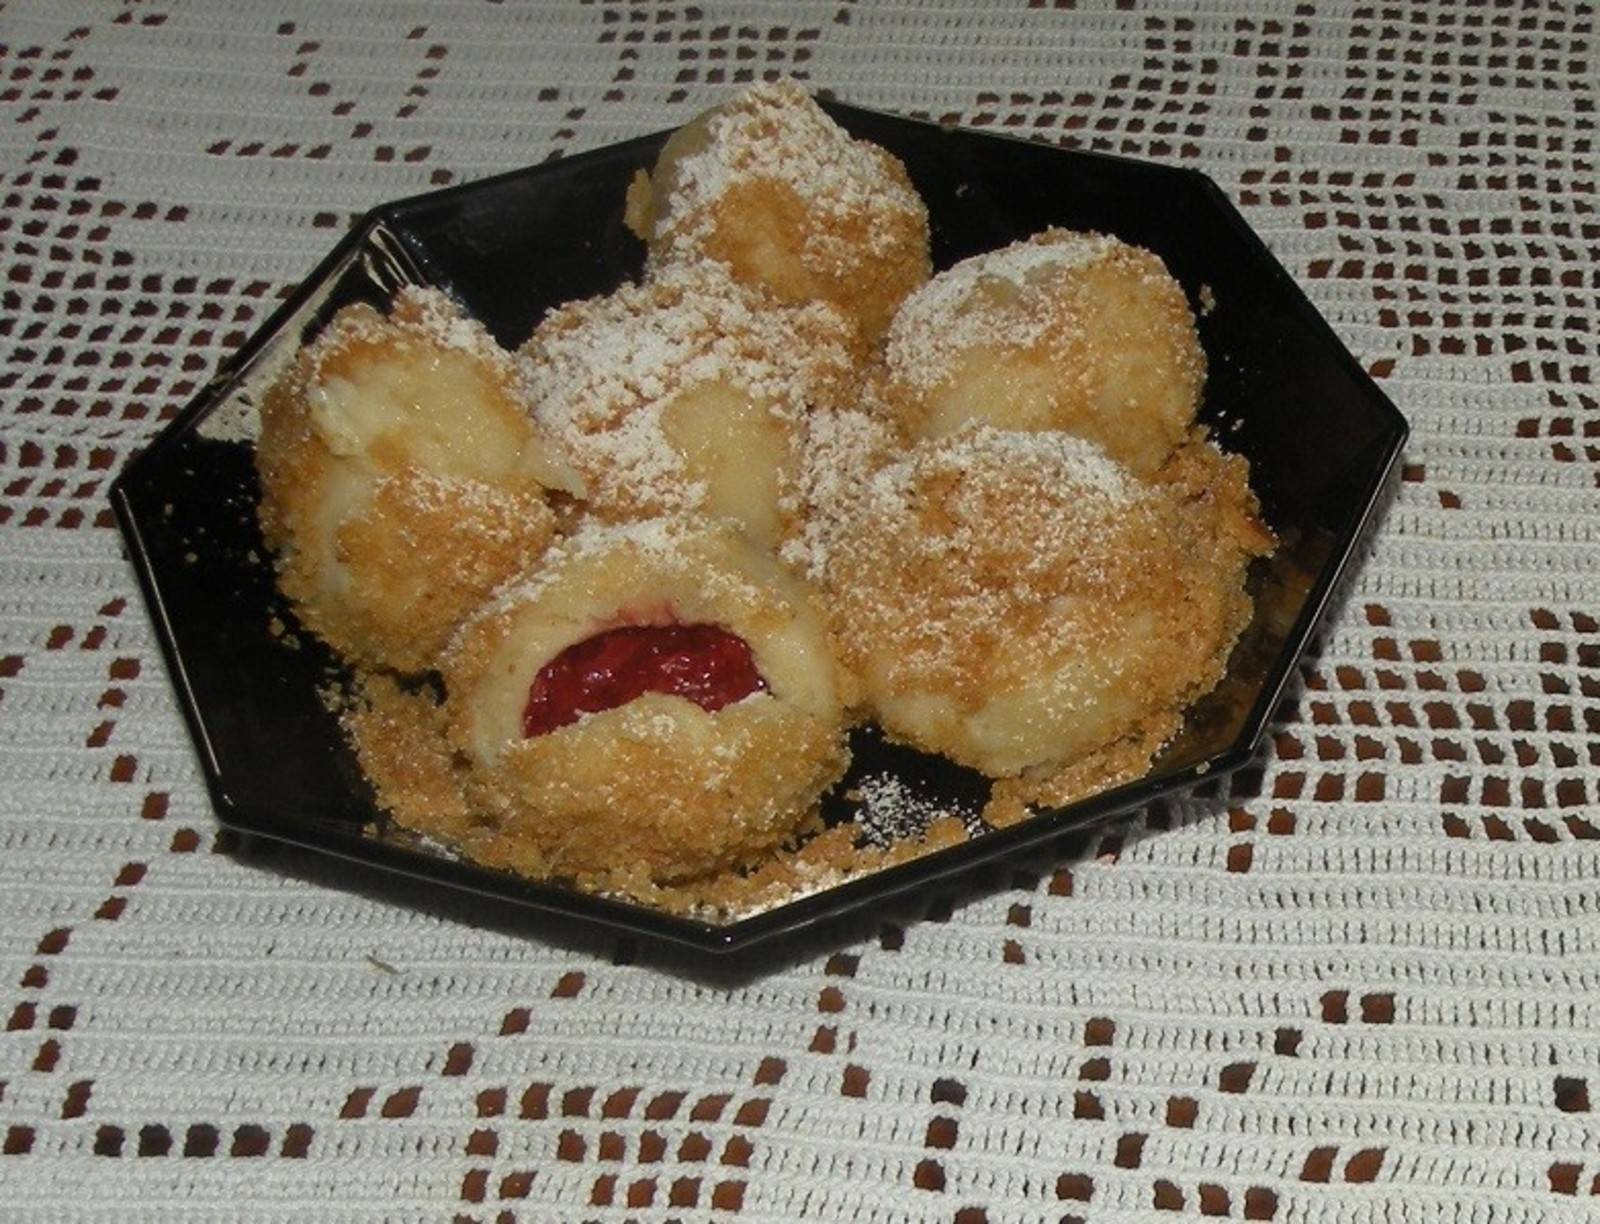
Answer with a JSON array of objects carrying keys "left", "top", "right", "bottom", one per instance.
[
  {"left": 463, "top": 694, "right": 843, "bottom": 890},
  {"left": 348, "top": 673, "right": 976, "bottom": 918},
  {"left": 821, "top": 425, "right": 1270, "bottom": 779},
  {"left": 347, "top": 663, "right": 967, "bottom": 918},
  {"left": 438, "top": 518, "right": 850, "bottom": 888},
  {"left": 521, "top": 262, "right": 864, "bottom": 552},
  {"left": 881, "top": 229, "right": 1205, "bottom": 476},
  {"left": 982, "top": 432, "right": 1276, "bottom": 823},
  {"left": 347, "top": 674, "right": 479, "bottom": 842},
  {"left": 256, "top": 288, "right": 577, "bottom": 673},
  {"left": 1153, "top": 429, "right": 1278, "bottom": 561},
  {"left": 624, "top": 80, "right": 931, "bottom": 341},
  {"left": 982, "top": 722, "right": 1178, "bottom": 830}
]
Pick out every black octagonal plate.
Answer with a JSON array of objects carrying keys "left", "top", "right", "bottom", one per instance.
[{"left": 111, "top": 101, "right": 1407, "bottom": 954}]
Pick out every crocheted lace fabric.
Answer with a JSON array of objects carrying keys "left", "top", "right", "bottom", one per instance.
[{"left": 1, "top": 2, "right": 1596, "bottom": 1219}]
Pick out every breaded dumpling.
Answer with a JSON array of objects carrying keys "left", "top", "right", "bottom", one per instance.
[
  {"left": 624, "top": 80, "right": 931, "bottom": 341},
  {"left": 822, "top": 425, "right": 1268, "bottom": 778},
  {"left": 882, "top": 229, "right": 1205, "bottom": 476},
  {"left": 256, "top": 287, "right": 580, "bottom": 673},
  {"left": 441, "top": 518, "right": 850, "bottom": 888},
  {"left": 522, "top": 262, "right": 863, "bottom": 551}
]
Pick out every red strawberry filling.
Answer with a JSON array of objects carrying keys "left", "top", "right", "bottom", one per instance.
[{"left": 522, "top": 623, "right": 768, "bottom": 738}]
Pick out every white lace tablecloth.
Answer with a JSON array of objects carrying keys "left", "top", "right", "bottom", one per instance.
[{"left": 2, "top": 2, "right": 1597, "bottom": 1220}]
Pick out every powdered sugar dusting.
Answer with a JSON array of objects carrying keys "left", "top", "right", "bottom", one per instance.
[
  {"left": 393, "top": 285, "right": 503, "bottom": 363},
  {"left": 780, "top": 402, "right": 900, "bottom": 582},
  {"left": 660, "top": 80, "right": 924, "bottom": 263},
  {"left": 476, "top": 516, "right": 689, "bottom": 619},
  {"left": 820, "top": 424, "right": 1155, "bottom": 698},
  {"left": 886, "top": 229, "right": 1121, "bottom": 392},
  {"left": 825, "top": 423, "right": 1137, "bottom": 580},
  {"left": 199, "top": 287, "right": 496, "bottom": 446},
  {"left": 304, "top": 285, "right": 507, "bottom": 382},
  {"left": 521, "top": 262, "right": 857, "bottom": 521},
  {"left": 391, "top": 468, "right": 533, "bottom": 536},
  {"left": 923, "top": 425, "right": 1134, "bottom": 504},
  {"left": 465, "top": 516, "right": 776, "bottom": 642},
  {"left": 851, "top": 773, "right": 965, "bottom": 847}
]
